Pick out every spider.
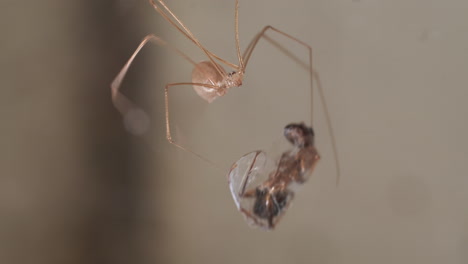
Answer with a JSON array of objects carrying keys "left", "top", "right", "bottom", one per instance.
[{"left": 110, "top": 0, "right": 313, "bottom": 162}]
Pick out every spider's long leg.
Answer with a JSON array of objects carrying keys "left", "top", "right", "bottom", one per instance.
[
  {"left": 312, "top": 72, "right": 341, "bottom": 186},
  {"left": 242, "top": 26, "right": 341, "bottom": 186},
  {"left": 233, "top": 0, "right": 244, "bottom": 70},
  {"left": 243, "top": 26, "right": 312, "bottom": 93},
  {"left": 164, "top": 82, "right": 221, "bottom": 166},
  {"left": 243, "top": 26, "right": 313, "bottom": 121},
  {"left": 111, "top": 34, "right": 195, "bottom": 135},
  {"left": 150, "top": 0, "right": 239, "bottom": 73}
]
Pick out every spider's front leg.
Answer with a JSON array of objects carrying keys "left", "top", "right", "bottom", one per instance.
[
  {"left": 164, "top": 82, "right": 220, "bottom": 166},
  {"left": 110, "top": 34, "right": 195, "bottom": 135}
]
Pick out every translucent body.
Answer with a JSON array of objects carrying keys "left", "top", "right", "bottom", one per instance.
[{"left": 191, "top": 61, "right": 227, "bottom": 103}]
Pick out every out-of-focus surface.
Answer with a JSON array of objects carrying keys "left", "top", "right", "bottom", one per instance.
[{"left": 1, "top": 0, "right": 468, "bottom": 263}]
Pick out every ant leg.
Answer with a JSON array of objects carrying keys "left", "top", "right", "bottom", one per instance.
[
  {"left": 243, "top": 26, "right": 341, "bottom": 186},
  {"left": 239, "top": 208, "right": 263, "bottom": 227},
  {"left": 111, "top": 34, "right": 196, "bottom": 135},
  {"left": 164, "top": 82, "right": 221, "bottom": 166},
  {"left": 237, "top": 150, "right": 263, "bottom": 196},
  {"left": 240, "top": 189, "right": 257, "bottom": 198}
]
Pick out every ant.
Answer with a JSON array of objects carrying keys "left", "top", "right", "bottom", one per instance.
[
  {"left": 110, "top": 0, "right": 313, "bottom": 161},
  {"left": 228, "top": 123, "right": 320, "bottom": 230}
]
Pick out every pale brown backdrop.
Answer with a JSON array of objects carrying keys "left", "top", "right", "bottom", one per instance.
[{"left": 1, "top": 0, "right": 468, "bottom": 264}]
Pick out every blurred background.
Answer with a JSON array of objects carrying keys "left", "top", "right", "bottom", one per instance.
[{"left": 1, "top": 0, "right": 468, "bottom": 263}]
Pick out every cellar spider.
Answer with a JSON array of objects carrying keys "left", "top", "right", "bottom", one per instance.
[{"left": 110, "top": 0, "right": 317, "bottom": 163}]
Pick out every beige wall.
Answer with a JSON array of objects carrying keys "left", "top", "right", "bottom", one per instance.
[{"left": 1, "top": 0, "right": 468, "bottom": 263}]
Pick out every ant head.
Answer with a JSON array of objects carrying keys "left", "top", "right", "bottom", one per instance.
[{"left": 284, "top": 123, "right": 315, "bottom": 148}]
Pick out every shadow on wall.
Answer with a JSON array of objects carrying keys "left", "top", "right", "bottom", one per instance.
[{"left": 1, "top": 1, "right": 162, "bottom": 264}]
